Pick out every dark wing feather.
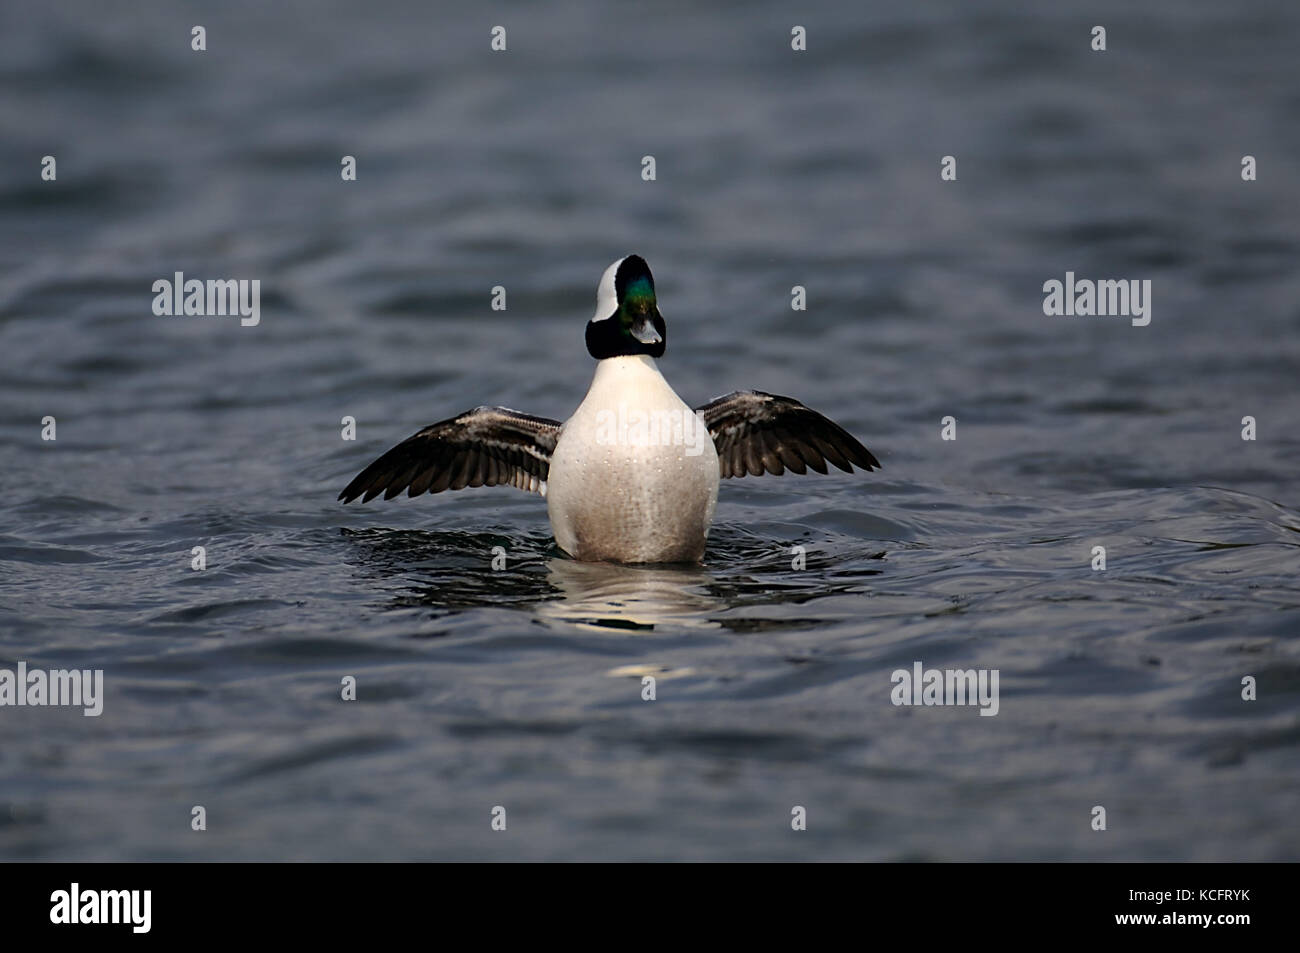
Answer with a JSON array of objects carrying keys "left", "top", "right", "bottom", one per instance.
[
  {"left": 694, "top": 391, "right": 881, "bottom": 480},
  {"left": 338, "top": 407, "right": 561, "bottom": 503}
]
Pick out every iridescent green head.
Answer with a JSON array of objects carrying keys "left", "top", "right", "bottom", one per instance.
[{"left": 586, "top": 255, "right": 666, "bottom": 359}]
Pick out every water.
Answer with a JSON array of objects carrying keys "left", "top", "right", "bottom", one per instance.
[{"left": 1, "top": 0, "right": 1298, "bottom": 861}]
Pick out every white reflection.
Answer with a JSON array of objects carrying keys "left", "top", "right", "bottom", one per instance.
[{"left": 537, "top": 557, "right": 724, "bottom": 631}]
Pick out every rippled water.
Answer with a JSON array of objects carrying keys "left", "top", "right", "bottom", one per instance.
[{"left": 2, "top": 0, "right": 1298, "bottom": 861}]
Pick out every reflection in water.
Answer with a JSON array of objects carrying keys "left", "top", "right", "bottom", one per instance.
[
  {"left": 342, "top": 526, "right": 725, "bottom": 628},
  {"left": 538, "top": 558, "right": 725, "bottom": 632},
  {"left": 341, "top": 524, "right": 887, "bottom": 632}
]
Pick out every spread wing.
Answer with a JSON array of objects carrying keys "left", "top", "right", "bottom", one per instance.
[
  {"left": 695, "top": 390, "right": 881, "bottom": 479},
  {"left": 338, "top": 407, "right": 561, "bottom": 503}
]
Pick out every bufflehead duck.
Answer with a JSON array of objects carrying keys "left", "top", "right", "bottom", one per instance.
[{"left": 339, "top": 255, "right": 880, "bottom": 563}]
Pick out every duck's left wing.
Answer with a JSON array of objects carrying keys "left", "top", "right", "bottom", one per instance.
[
  {"left": 694, "top": 390, "right": 881, "bottom": 479},
  {"left": 338, "top": 406, "right": 561, "bottom": 503}
]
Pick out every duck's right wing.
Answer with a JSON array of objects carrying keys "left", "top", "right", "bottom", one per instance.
[{"left": 338, "top": 406, "right": 562, "bottom": 503}]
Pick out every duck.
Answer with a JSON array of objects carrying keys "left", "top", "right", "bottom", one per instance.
[{"left": 339, "top": 255, "right": 881, "bottom": 563}]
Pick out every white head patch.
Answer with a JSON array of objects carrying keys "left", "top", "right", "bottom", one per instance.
[{"left": 591, "top": 256, "right": 626, "bottom": 322}]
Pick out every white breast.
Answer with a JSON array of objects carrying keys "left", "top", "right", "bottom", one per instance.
[{"left": 547, "top": 356, "right": 720, "bottom": 563}]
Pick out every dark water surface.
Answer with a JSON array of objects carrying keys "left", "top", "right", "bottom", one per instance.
[{"left": 2, "top": 1, "right": 1298, "bottom": 860}]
